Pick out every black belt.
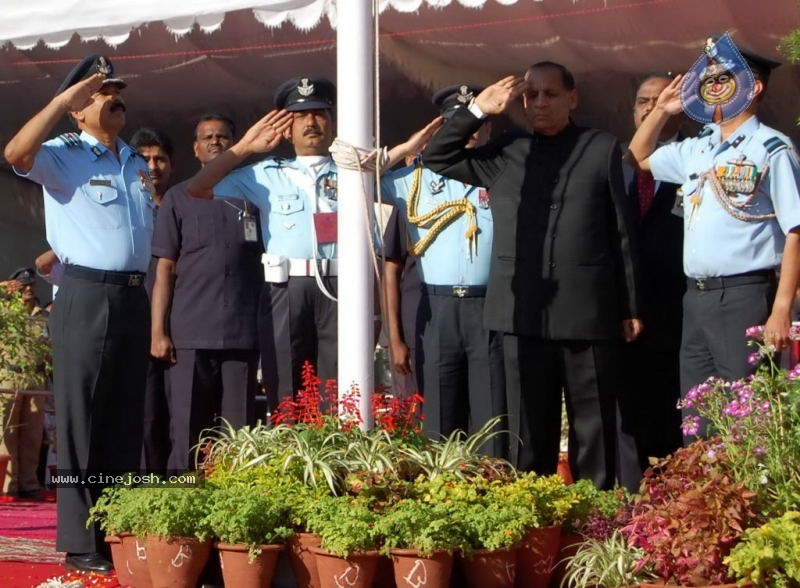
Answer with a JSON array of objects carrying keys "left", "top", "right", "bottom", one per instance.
[
  {"left": 65, "top": 265, "right": 145, "bottom": 287},
  {"left": 688, "top": 270, "right": 775, "bottom": 291},
  {"left": 425, "top": 284, "right": 487, "bottom": 298}
]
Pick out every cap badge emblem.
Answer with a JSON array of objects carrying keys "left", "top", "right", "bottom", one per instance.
[
  {"left": 457, "top": 85, "right": 472, "bottom": 103},
  {"left": 298, "top": 78, "right": 315, "bottom": 97},
  {"left": 96, "top": 56, "right": 111, "bottom": 75}
]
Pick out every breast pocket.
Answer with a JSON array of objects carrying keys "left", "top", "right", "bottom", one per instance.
[
  {"left": 270, "top": 194, "right": 305, "bottom": 216},
  {"left": 81, "top": 182, "right": 123, "bottom": 229},
  {"left": 187, "top": 213, "right": 215, "bottom": 250}
]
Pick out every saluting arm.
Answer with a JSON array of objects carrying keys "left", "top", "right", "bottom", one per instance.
[
  {"left": 4, "top": 73, "right": 105, "bottom": 173},
  {"left": 423, "top": 75, "right": 525, "bottom": 186},
  {"left": 627, "top": 74, "right": 684, "bottom": 172},
  {"left": 187, "top": 109, "right": 292, "bottom": 199}
]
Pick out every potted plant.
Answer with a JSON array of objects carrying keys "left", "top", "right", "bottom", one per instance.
[
  {"left": 725, "top": 510, "right": 800, "bottom": 587},
  {"left": 206, "top": 478, "right": 293, "bottom": 588},
  {"left": 376, "top": 497, "right": 466, "bottom": 588},
  {"left": 129, "top": 485, "right": 213, "bottom": 588},
  {"left": 0, "top": 285, "right": 51, "bottom": 491},
  {"left": 88, "top": 485, "right": 150, "bottom": 588},
  {"left": 624, "top": 439, "right": 759, "bottom": 587},
  {"left": 561, "top": 528, "right": 656, "bottom": 588},
  {"left": 486, "top": 473, "right": 574, "bottom": 588},
  {"left": 306, "top": 495, "right": 384, "bottom": 588}
]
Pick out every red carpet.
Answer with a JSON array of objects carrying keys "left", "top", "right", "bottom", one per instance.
[{"left": 0, "top": 499, "right": 122, "bottom": 587}]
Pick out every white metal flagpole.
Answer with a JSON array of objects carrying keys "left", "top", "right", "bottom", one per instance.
[{"left": 336, "top": 0, "right": 375, "bottom": 429}]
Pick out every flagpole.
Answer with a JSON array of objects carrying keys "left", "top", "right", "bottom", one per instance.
[{"left": 337, "top": 0, "right": 375, "bottom": 429}]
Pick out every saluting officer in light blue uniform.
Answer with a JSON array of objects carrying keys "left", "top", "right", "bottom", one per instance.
[
  {"left": 382, "top": 85, "right": 506, "bottom": 457},
  {"left": 187, "top": 77, "right": 339, "bottom": 406},
  {"left": 5, "top": 54, "right": 153, "bottom": 574},
  {"left": 628, "top": 48, "right": 800, "bottom": 438}
]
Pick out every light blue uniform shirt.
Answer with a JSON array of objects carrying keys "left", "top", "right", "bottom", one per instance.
[
  {"left": 14, "top": 131, "right": 154, "bottom": 273},
  {"left": 381, "top": 165, "right": 493, "bottom": 286},
  {"left": 212, "top": 156, "right": 338, "bottom": 260},
  {"left": 649, "top": 116, "right": 800, "bottom": 278}
]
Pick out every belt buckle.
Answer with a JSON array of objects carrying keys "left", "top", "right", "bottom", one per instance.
[
  {"left": 695, "top": 278, "right": 706, "bottom": 290},
  {"left": 128, "top": 274, "right": 142, "bottom": 287},
  {"left": 452, "top": 285, "right": 468, "bottom": 298}
]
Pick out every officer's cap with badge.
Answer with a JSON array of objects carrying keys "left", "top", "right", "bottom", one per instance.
[
  {"left": 55, "top": 54, "right": 126, "bottom": 96},
  {"left": 274, "top": 76, "right": 336, "bottom": 112},
  {"left": 8, "top": 267, "right": 36, "bottom": 286},
  {"left": 432, "top": 84, "right": 485, "bottom": 120},
  {"left": 709, "top": 35, "right": 781, "bottom": 83}
]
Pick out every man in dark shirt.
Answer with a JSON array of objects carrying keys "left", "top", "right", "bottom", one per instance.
[
  {"left": 150, "top": 113, "right": 263, "bottom": 471},
  {"left": 423, "top": 62, "right": 641, "bottom": 488},
  {"left": 130, "top": 128, "right": 174, "bottom": 476}
]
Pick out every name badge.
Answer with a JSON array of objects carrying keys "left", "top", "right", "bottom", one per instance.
[
  {"left": 243, "top": 217, "right": 258, "bottom": 242},
  {"left": 313, "top": 212, "right": 338, "bottom": 244},
  {"left": 89, "top": 179, "right": 113, "bottom": 187}
]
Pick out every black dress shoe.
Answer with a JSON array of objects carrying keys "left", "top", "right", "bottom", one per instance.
[{"left": 64, "top": 552, "right": 113, "bottom": 574}]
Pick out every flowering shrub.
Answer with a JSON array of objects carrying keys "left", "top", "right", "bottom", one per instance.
[
  {"left": 680, "top": 346, "right": 800, "bottom": 516},
  {"left": 624, "top": 439, "right": 758, "bottom": 585}
]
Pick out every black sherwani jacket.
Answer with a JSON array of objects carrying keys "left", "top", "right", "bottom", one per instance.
[{"left": 423, "top": 109, "right": 640, "bottom": 340}]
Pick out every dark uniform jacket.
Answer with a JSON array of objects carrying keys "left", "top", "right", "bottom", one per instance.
[
  {"left": 423, "top": 108, "right": 640, "bottom": 340},
  {"left": 625, "top": 162, "right": 684, "bottom": 350}
]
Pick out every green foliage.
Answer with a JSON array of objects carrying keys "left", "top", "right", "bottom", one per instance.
[
  {"left": 726, "top": 511, "right": 800, "bottom": 588},
  {"left": 305, "top": 496, "right": 382, "bottom": 557},
  {"left": 206, "top": 482, "right": 293, "bottom": 558},
  {"left": 87, "top": 486, "right": 145, "bottom": 536},
  {"left": 561, "top": 529, "right": 656, "bottom": 588},
  {"left": 624, "top": 439, "right": 759, "bottom": 586},
  {"left": 487, "top": 472, "right": 575, "bottom": 528},
  {"left": 376, "top": 498, "right": 467, "bottom": 557},
  {"left": 779, "top": 30, "right": 800, "bottom": 64},
  {"left": 456, "top": 501, "right": 527, "bottom": 553},
  {"left": 128, "top": 486, "right": 213, "bottom": 540},
  {"left": 0, "top": 287, "right": 51, "bottom": 391}
]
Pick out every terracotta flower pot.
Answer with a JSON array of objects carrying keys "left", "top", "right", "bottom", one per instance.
[
  {"left": 288, "top": 532, "right": 323, "bottom": 588},
  {"left": 311, "top": 546, "right": 381, "bottom": 588},
  {"left": 391, "top": 549, "right": 453, "bottom": 588},
  {"left": 548, "top": 532, "right": 583, "bottom": 588},
  {"left": 556, "top": 452, "right": 573, "bottom": 485},
  {"left": 217, "top": 542, "right": 283, "bottom": 588},
  {"left": 460, "top": 547, "right": 517, "bottom": 588},
  {"left": 515, "top": 525, "right": 561, "bottom": 588},
  {"left": 640, "top": 584, "right": 743, "bottom": 587},
  {"left": 145, "top": 536, "right": 211, "bottom": 588},
  {"left": 121, "top": 534, "right": 154, "bottom": 588},
  {"left": 105, "top": 534, "right": 134, "bottom": 587}
]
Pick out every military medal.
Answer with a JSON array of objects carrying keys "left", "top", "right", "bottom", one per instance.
[
  {"left": 687, "top": 192, "right": 702, "bottom": 229},
  {"left": 322, "top": 177, "right": 337, "bottom": 201},
  {"left": 716, "top": 156, "right": 759, "bottom": 196},
  {"left": 138, "top": 169, "right": 155, "bottom": 201},
  {"left": 478, "top": 189, "right": 490, "bottom": 209}
]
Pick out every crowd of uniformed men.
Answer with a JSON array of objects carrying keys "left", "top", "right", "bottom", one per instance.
[{"left": 3, "top": 41, "right": 800, "bottom": 574}]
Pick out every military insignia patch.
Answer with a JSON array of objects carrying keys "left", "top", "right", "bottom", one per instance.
[
  {"left": 429, "top": 178, "right": 445, "bottom": 195},
  {"left": 57, "top": 133, "right": 81, "bottom": 148},
  {"left": 456, "top": 85, "right": 473, "bottom": 104},
  {"left": 298, "top": 78, "right": 315, "bottom": 97}
]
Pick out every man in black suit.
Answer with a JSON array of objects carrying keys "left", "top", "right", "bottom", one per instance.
[
  {"left": 423, "top": 62, "right": 641, "bottom": 488},
  {"left": 618, "top": 74, "right": 685, "bottom": 488}
]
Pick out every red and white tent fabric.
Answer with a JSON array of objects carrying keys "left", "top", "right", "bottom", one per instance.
[{"left": 1, "top": 0, "right": 798, "bottom": 159}]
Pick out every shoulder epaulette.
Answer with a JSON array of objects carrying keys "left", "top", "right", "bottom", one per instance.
[
  {"left": 697, "top": 126, "right": 714, "bottom": 139},
  {"left": 764, "top": 136, "right": 788, "bottom": 156},
  {"left": 57, "top": 133, "right": 82, "bottom": 148}
]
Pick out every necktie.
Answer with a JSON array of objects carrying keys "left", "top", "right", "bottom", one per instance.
[{"left": 636, "top": 170, "right": 655, "bottom": 219}]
